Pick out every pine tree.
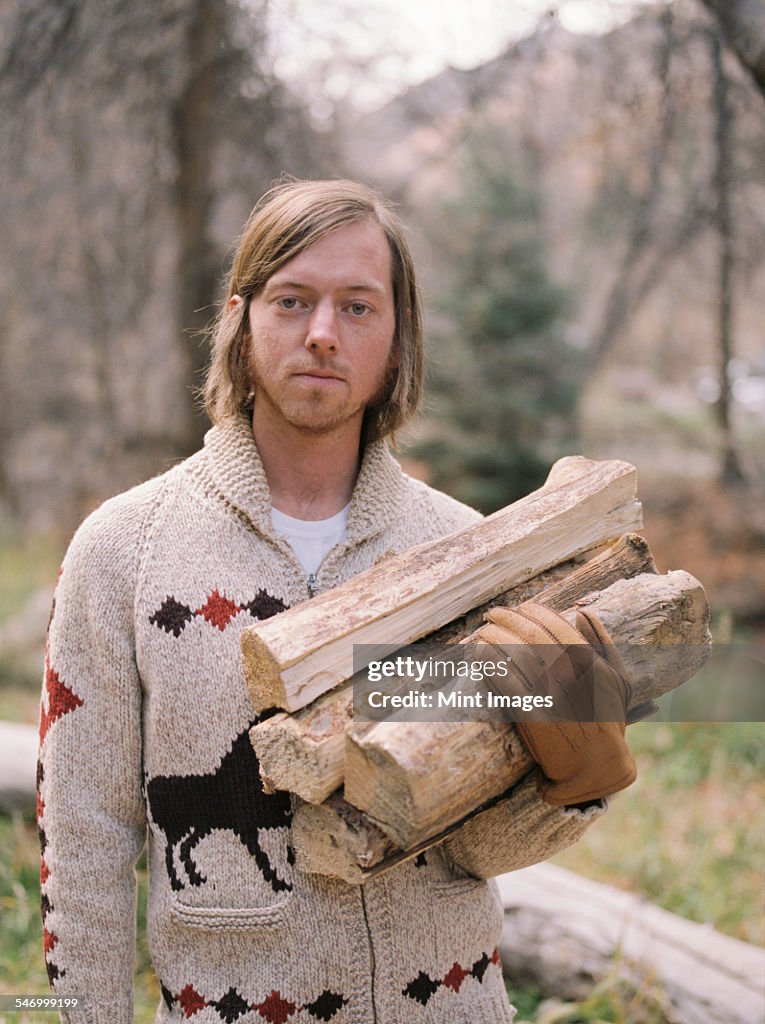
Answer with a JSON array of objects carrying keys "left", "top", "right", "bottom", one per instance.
[{"left": 413, "top": 130, "right": 581, "bottom": 513}]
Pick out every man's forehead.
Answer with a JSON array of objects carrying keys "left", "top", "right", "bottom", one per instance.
[
  {"left": 263, "top": 219, "right": 394, "bottom": 292},
  {"left": 263, "top": 277, "right": 389, "bottom": 296}
]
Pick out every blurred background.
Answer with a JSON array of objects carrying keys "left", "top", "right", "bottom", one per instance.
[{"left": 0, "top": 0, "right": 763, "bottom": 1019}]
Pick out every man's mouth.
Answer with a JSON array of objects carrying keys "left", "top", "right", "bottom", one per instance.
[{"left": 293, "top": 369, "right": 345, "bottom": 383}]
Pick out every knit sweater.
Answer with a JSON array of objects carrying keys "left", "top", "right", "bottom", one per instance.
[{"left": 38, "top": 417, "right": 605, "bottom": 1024}]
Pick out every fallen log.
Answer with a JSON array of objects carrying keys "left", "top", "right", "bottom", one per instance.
[
  {"left": 242, "top": 456, "right": 642, "bottom": 713},
  {"left": 251, "top": 533, "right": 657, "bottom": 803},
  {"left": 292, "top": 569, "right": 711, "bottom": 880},
  {"left": 497, "top": 863, "right": 765, "bottom": 1024},
  {"left": 0, "top": 721, "right": 38, "bottom": 816}
]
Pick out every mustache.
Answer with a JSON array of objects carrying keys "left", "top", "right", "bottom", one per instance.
[{"left": 287, "top": 361, "right": 348, "bottom": 378}]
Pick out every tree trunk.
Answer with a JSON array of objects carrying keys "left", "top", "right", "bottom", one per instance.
[
  {"left": 710, "top": 28, "right": 746, "bottom": 485},
  {"left": 700, "top": 0, "right": 765, "bottom": 98},
  {"left": 173, "top": 0, "right": 228, "bottom": 450}
]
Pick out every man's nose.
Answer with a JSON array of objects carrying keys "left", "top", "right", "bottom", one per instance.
[{"left": 305, "top": 301, "right": 339, "bottom": 355}]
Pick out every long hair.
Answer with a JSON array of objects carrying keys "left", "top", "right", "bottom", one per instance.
[{"left": 203, "top": 178, "right": 424, "bottom": 444}]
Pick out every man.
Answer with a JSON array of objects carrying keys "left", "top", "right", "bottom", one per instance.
[{"left": 39, "top": 179, "right": 623, "bottom": 1023}]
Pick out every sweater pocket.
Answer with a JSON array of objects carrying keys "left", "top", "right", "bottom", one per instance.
[
  {"left": 148, "top": 816, "right": 297, "bottom": 931},
  {"left": 169, "top": 896, "right": 293, "bottom": 931}
]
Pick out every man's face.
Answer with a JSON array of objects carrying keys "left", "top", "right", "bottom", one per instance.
[{"left": 242, "top": 218, "right": 397, "bottom": 440}]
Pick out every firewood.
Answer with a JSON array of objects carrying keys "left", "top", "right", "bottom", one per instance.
[
  {"left": 252, "top": 685, "right": 355, "bottom": 802},
  {"left": 289, "top": 792, "right": 399, "bottom": 885},
  {"left": 292, "top": 569, "right": 710, "bottom": 881},
  {"left": 251, "top": 533, "right": 657, "bottom": 803},
  {"left": 242, "top": 456, "right": 642, "bottom": 713}
]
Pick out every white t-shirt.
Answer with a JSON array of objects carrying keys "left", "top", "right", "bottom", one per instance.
[{"left": 270, "top": 503, "right": 350, "bottom": 577}]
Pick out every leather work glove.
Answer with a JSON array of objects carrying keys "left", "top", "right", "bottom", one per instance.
[{"left": 475, "top": 601, "right": 637, "bottom": 807}]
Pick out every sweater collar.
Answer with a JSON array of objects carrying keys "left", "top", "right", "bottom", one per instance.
[{"left": 197, "top": 417, "right": 408, "bottom": 542}]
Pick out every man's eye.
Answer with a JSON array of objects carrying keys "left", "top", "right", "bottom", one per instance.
[
  {"left": 348, "top": 302, "right": 370, "bottom": 316},
  {"left": 277, "top": 296, "right": 301, "bottom": 310}
]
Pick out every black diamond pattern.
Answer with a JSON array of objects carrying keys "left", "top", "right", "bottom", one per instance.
[
  {"left": 160, "top": 983, "right": 175, "bottom": 1010},
  {"left": 471, "top": 952, "right": 491, "bottom": 982},
  {"left": 45, "top": 961, "right": 64, "bottom": 984},
  {"left": 149, "top": 596, "right": 193, "bottom": 637},
  {"left": 414, "top": 852, "right": 428, "bottom": 868},
  {"left": 212, "top": 987, "right": 251, "bottom": 1023},
  {"left": 149, "top": 589, "right": 288, "bottom": 637},
  {"left": 402, "top": 971, "right": 441, "bottom": 1006},
  {"left": 40, "top": 893, "right": 53, "bottom": 921},
  {"left": 243, "top": 589, "right": 287, "bottom": 621},
  {"left": 305, "top": 990, "right": 348, "bottom": 1021}
]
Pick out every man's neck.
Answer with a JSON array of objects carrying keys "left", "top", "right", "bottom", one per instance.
[{"left": 251, "top": 412, "right": 363, "bottom": 520}]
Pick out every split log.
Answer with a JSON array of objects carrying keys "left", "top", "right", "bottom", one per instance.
[
  {"left": 290, "top": 791, "right": 398, "bottom": 878},
  {"left": 497, "top": 863, "right": 765, "bottom": 1024},
  {"left": 251, "top": 534, "right": 657, "bottom": 803},
  {"left": 242, "top": 456, "right": 642, "bottom": 713},
  {"left": 344, "top": 569, "right": 710, "bottom": 850}
]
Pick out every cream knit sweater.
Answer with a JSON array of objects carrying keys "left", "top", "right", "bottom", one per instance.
[{"left": 38, "top": 418, "right": 604, "bottom": 1024}]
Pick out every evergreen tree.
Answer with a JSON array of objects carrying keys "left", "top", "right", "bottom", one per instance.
[{"left": 413, "top": 130, "right": 581, "bottom": 513}]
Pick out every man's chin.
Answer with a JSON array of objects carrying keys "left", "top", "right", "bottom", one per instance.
[{"left": 281, "top": 404, "right": 362, "bottom": 437}]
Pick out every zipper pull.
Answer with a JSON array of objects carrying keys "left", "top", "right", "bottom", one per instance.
[{"left": 307, "top": 573, "right": 318, "bottom": 598}]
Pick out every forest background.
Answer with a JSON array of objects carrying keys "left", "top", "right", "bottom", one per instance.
[{"left": 0, "top": 0, "right": 763, "bottom": 1020}]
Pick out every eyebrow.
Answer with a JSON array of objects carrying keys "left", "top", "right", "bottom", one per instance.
[{"left": 263, "top": 279, "right": 388, "bottom": 296}]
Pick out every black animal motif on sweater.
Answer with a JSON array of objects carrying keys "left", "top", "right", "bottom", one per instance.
[{"left": 146, "top": 729, "right": 293, "bottom": 893}]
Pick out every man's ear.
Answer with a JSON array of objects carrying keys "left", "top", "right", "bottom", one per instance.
[{"left": 229, "top": 294, "right": 250, "bottom": 344}]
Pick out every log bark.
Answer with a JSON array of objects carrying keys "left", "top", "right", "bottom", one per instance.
[
  {"left": 242, "top": 456, "right": 642, "bottom": 713},
  {"left": 251, "top": 533, "right": 657, "bottom": 803},
  {"left": 345, "top": 570, "right": 710, "bottom": 850},
  {"left": 497, "top": 863, "right": 765, "bottom": 1024}
]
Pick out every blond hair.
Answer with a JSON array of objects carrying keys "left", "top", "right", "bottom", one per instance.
[{"left": 203, "top": 178, "right": 424, "bottom": 444}]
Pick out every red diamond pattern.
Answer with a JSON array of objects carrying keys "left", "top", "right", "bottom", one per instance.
[
  {"left": 255, "top": 990, "right": 298, "bottom": 1023},
  {"left": 40, "top": 857, "right": 49, "bottom": 885},
  {"left": 43, "top": 928, "right": 58, "bottom": 954},
  {"left": 164, "top": 983, "right": 349, "bottom": 1023},
  {"left": 442, "top": 961, "right": 469, "bottom": 992},
  {"left": 196, "top": 590, "right": 241, "bottom": 631},
  {"left": 402, "top": 945, "right": 503, "bottom": 1007},
  {"left": 39, "top": 657, "right": 84, "bottom": 743},
  {"left": 178, "top": 984, "right": 208, "bottom": 1017}
]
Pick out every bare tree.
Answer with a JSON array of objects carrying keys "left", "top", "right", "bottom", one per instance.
[
  {"left": 589, "top": 7, "right": 677, "bottom": 367},
  {"left": 172, "top": 0, "right": 238, "bottom": 448},
  {"left": 699, "top": 0, "right": 765, "bottom": 97},
  {"left": 0, "top": 0, "right": 325, "bottom": 531},
  {"left": 709, "top": 28, "right": 747, "bottom": 484}
]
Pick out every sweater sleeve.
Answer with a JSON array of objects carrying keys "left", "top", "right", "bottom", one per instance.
[
  {"left": 442, "top": 770, "right": 606, "bottom": 880},
  {"left": 37, "top": 489, "right": 154, "bottom": 1024}
]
